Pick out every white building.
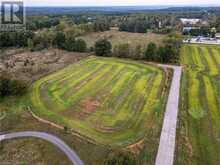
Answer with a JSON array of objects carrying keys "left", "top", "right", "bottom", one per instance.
[
  {"left": 180, "top": 18, "right": 201, "bottom": 25},
  {"left": 183, "top": 27, "right": 200, "bottom": 33},
  {"left": 216, "top": 33, "right": 220, "bottom": 40}
]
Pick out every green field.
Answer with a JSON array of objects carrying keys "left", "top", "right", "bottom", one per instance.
[
  {"left": 29, "top": 57, "right": 166, "bottom": 146},
  {"left": 176, "top": 44, "right": 220, "bottom": 164}
]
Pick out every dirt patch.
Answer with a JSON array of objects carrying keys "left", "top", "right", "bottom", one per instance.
[
  {"left": 77, "top": 97, "right": 100, "bottom": 119},
  {"left": 80, "top": 97, "right": 100, "bottom": 113},
  {"left": 0, "top": 48, "right": 89, "bottom": 83},
  {"left": 62, "top": 97, "right": 100, "bottom": 120},
  {"left": 184, "top": 136, "right": 193, "bottom": 158},
  {"left": 126, "top": 139, "right": 145, "bottom": 155}
]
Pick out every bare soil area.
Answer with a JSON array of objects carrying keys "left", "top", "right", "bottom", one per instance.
[{"left": 0, "top": 48, "right": 89, "bottom": 82}]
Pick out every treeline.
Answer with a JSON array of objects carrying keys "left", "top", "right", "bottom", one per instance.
[
  {"left": 94, "top": 33, "right": 182, "bottom": 63},
  {"left": 27, "top": 16, "right": 60, "bottom": 30},
  {"left": 0, "top": 31, "right": 34, "bottom": 48},
  {"left": 29, "top": 30, "right": 88, "bottom": 52},
  {"left": 0, "top": 17, "right": 112, "bottom": 51},
  {"left": 183, "top": 27, "right": 215, "bottom": 37},
  {"left": 27, "top": 14, "right": 110, "bottom": 32},
  {"left": 119, "top": 15, "right": 175, "bottom": 33},
  {"left": 216, "top": 17, "right": 220, "bottom": 32},
  {"left": 119, "top": 17, "right": 149, "bottom": 33},
  {"left": 52, "top": 32, "right": 87, "bottom": 52},
  {"left": 0, "top": 30, "right": 87, "bottom": 53},
  {"left": 211, "top": 16, "right": 220, "bottom": 32}
]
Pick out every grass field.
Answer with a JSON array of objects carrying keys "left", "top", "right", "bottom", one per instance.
[
  {"left": 176, "top": 44, "right": 220, "bottom": 164},
  {"left": 28, "top": 56, "right": 167, "bottom": 147},
  {"left": 79, "top": 29, "right": 166, "bottom": 48}
]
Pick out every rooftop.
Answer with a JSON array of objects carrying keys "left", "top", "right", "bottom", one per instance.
[{"left": 180, "top": 18, "right": 201, "bottom": 25}]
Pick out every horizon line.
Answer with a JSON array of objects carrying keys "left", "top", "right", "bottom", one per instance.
[{"left": 24, "top": 5, "right": 220, "bottom": 7}]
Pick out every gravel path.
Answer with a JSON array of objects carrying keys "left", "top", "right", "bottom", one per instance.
[
  {"left": 155, "top": 64, "right": 182, "bottom": 165},
  {"left": 0, "top": 131, "right": 84, "bottom": 165}
]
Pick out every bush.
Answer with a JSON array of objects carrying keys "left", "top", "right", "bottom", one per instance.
[
  {"left": 133, "top": 44, "right": 143, "bottom": 60},
  {"left": 104, "top": 150, "right": 137, "bottom": 165},
  {"left": 113, "top": 43, "right": 130, "bottom": 58},
  {"left": 64, "top": 36, "right": 76, "bottom": 51},
  {"left": 0, "top": 74, "right": 27, "bottom": 97},
  {"left": 0, "top": 31, "right": 34, "bottom": 48},
  {"left": 74, "top": 39, "right": 87, "bottom": 52},
  {"left": 145, "top": 42, "right": 157, "bottom": 61},
  {"left": 65, "top": 37, "right": 87, "bottom": 52},
  {"left": 53, "top": 32, "right": 66, "bottom": 49},
  {"left": 95, "top": 39, "right": 112, "bottom": 56},
  {"left": 113, "top": 44, "right": 143, "bottom": 60}
]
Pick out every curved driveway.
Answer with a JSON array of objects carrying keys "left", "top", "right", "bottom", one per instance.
[
  {"left": 155, "top": 65, "right": 182, "bottom": 165},
  {"left": 0, "top": 131, "right": 84, "bottom": 165}
]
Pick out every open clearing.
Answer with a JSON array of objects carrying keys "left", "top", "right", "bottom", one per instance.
[
  {"left": 176, "top": 44, "right": 220, "bottom": 165},
  {"left": 28, "top": 57, "right": 167, "bottom": 146},
  {"left": 79, "top": 29, "right": 166, "bottom": 48},
  {"left": 0, "top": 48, "right": 88, "bottom": 82}
]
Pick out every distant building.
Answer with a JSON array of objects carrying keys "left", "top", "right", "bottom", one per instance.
[
  {"left": 158, "top": 21, "right": 162, "bottom": 29},
  {"left": 183, "top": 27, "right": 200, "bottom": 33},
  {"left": 180, "top": 18, "right": 201, "bottom": 26},
  {"left": 216, "top": 33, "right": 220, "bottom": 40},
  {"left": 211, "top": 27, "right": 217, "bottom": 33}
]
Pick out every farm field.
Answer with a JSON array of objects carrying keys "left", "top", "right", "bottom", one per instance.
[
  {"left": 28, "top": 56, "right": 167, "bottom": 147},
  {"left": 176, "top": 44, "right": 220, "bottom": 164}
]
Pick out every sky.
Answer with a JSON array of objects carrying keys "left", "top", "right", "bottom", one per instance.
[{"left": 22, "top": 0, "right": 220, "bottom": 7}]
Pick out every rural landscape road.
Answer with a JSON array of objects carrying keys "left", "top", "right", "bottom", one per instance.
[
  {"left": 155, "top": 65, "right": 182, "bottom": 165},
  {"left": 0, "top": 64, "right": 182, "bottom": 165},
  {"left": 0, "top": 131, "right": 84, "bottom": 165}
]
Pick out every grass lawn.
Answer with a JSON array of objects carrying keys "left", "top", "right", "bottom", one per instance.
[
  {"left": 79, "top": 29, "right": 166, "bottom": 48},
  {"left": 176, "top": 44, "right": 220, "bottom": 165},
  {"left": 28, "top": 56, "right": 167, "bottom": 147}
]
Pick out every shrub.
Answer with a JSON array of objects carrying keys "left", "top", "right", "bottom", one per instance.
[
  {"left": 53, "top": 32, "right": 66, "bottom": 49},
  {"left": 145, "top": 42, "right": 157, "bottom": 61},
  {"left": 74, "top": 39, "right": 87, "bottom": 52},
  {"left": 104, "top": 150, "right": 137, "bottom": 165},
  {"left": 65, "top": 37, "right": 87, "bottom": 52},
  {"left": 113, "top": 43, "right": 130, "bottom": 58},
  {"left": 95, "top": 39, "right": 112, "bottom": 56},
  {"left": 64, "top": 36, "right": 76, "bottom": 51},
  {"left": 0, "top": 74, "right": 27, "bottom": 97},
  {"left": 133, "top": 44, "right": 143, "bottom": 60}
]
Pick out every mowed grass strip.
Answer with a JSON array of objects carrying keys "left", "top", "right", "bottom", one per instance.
[
  {"left": 30, "top": 57, "right": 166, "bottom": 146},
  {"left": 176, "top": 44, "right": 220, "bottom": 165}
]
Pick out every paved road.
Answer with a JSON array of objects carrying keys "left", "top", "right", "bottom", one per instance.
[
  {"left": 0, "top": 131, "right": 84, "bottom": 165},
  {"left": 155, "top": 65, "right": 182, "bottom": 165}
]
